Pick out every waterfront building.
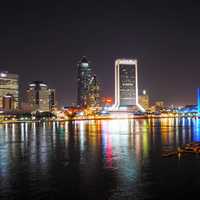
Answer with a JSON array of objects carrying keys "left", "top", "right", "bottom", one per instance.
[
  {"left": 139, "top": 90, "right": 149, "bottom": 111},
  {"left": 179, "top": 105, "right": 197, "bottom": 114},
  {"left": 3, "top": 94, "right": 15, "bottom": 111},
  {"left": 77, "top": 57, "right": 92, "bottom": 107},
  {"left": 0, "top": 71, "right": 19, "bottom": 110},
  {"left": 155, "top": 101, "right": 164, "bottom": 111},
  {"left": 197, "top": 88, "right": 200, "bottom": 115},
  {"left": 101, "top": 97, "right": 113, "bottom": 107},
  {"left": 49, "top": 89, "right": 56, "bottom": 111},
  {"left": 20, "top": 102, "right": 32, "bottom": 112},
  {"left": 87, "top": 75, "right": 100, "bottom": 108},
  {"left": 114, "top": 59, "right": 144, "bottom": 111},
  {"left": 27, "top": 81, "right": 55, "bottom": 112},
  {"left": 182, "top": 88, "right": 200, "bottom": 115}
]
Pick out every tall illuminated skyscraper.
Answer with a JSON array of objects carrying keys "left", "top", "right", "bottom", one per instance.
[
  {"left": 77, "top": 57, "right": 92, "bottom": 107},
  {"left": 0, "top": 71, "right": 19, "bottom": 110},
  {"left": 87, "top": 75, "right": 100, "bottom": 108},
  {"left": 114, "top": 59, "right": 144, "bottom": 111}
]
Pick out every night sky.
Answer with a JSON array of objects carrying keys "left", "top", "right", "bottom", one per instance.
[{"left": 0, "top": 0, "right": 200, "bottom": 106}]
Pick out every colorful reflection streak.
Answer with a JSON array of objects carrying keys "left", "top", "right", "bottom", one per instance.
[{"left": 0, "top": 118, "right": 200, "bottom": 199}]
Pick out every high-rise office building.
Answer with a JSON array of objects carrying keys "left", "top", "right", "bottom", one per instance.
[
  {"left": 77, "top": 57, "right": 92, "bottom": 107},
  {"left": 49, "top": 89, "right": 56, "bottom": 111},
  {"left": 0, "top": 71, "right": 19, "bottom": 110},
  {"left": 27, "top": 81, "right": 55, "bottom": 112},
  {"left": 87, "top": 75, "right": 100, "bottom": 108},
  {"left": 139, "top": 90, "right": 149, "bottom": 111},
  {"left": 114, "top": 59, "right": 144, "bottom": 111}
]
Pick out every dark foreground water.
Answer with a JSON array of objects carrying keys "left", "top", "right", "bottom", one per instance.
[{"left": 0, "top": 118, "right": 200, "bottom": 200}]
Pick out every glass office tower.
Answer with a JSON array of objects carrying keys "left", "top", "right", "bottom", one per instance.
[
  {"left": 87, "top": 75, "right": 100, "bottom": 108},
  {"left": 77, "top": 57, "right": 92, "bottom": 107},
  {"left": 115, "top": 59, "right": 144, "bottom": 111},
  {"left": 27, "top": 81, "right": 52, "bottom": 112}
]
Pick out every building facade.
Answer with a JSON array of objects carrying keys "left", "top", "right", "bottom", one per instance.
[
  {"left": 198, "top": 88, "right": 200, "bottom": 115},
  {"left": 77, "top": 57, "right": 92, "bottom": 107},
  {"left": 155, "top": 101, "right": 164, "bottom": 110},
  {"left": 87, "top": 75, "right": 100, "bottom": 108},
  {"left": 49, "top": 89, "right": 56, "bottom": 111},
  {"left": 3, "top": 94, "right": 15, "bottom": 111},
  {"left": 139, "top": 90, "right": 149, "bottom": 111},
  {"left": 101, "top": 97, "right": 113, "bottom": 107},
  {"left": 0, "top": 71, "right": 19, "bottom": 110},
  {"left": 27, "top": 81, "right": 55, "bottom": 112},
  {"left": 114, "top": 59, "right": 144, "bottom": 111}
]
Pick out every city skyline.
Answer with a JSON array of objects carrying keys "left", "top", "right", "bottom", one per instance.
[
  {"left": 1, "top": 1, "right": 200, "bottom": 199},
  {"left": 0, "top": 55, "right": 199, "bottom": 108},
  {"left": 1, "top": 1, "right": 200, "bottom": 106}
]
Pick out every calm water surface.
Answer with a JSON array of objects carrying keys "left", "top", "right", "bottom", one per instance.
[{"left": 0, "top": 118, "right": 200, "bottom": 199}]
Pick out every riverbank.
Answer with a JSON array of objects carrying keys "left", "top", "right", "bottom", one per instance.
[{"left": 0, "top": 115, "right": 199, "bottom": 124}]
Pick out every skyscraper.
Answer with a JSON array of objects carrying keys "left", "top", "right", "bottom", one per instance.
[
  {"left": 0, "top": 71, "right": 19, "bottom": 110},
  {"left": 49, "top": 89, "right": 56, "bottom": 111},
  {"left": 77, "top": 57, "right": 92, "bottom": 107},
  {"left": 87, "top": 75, "right": 100, "bottom": 108},
  {"left": 27, "top": 81, "right": 55, "bottom": 112},
  {"left": 114, "top": 59, "right": 144, "bottom": 111}
]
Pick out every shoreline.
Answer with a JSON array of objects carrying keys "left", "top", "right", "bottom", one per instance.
[{"left": 0, "top": 115, "right": 199, "bottom": 124}]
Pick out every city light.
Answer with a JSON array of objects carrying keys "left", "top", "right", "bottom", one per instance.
[{"left": 0, "top": 2, "right": 200, "bottom": 199}]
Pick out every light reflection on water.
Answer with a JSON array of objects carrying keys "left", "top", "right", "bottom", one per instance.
[{"left": 0, "top": 118, "right": 200, "bottom": 199}]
